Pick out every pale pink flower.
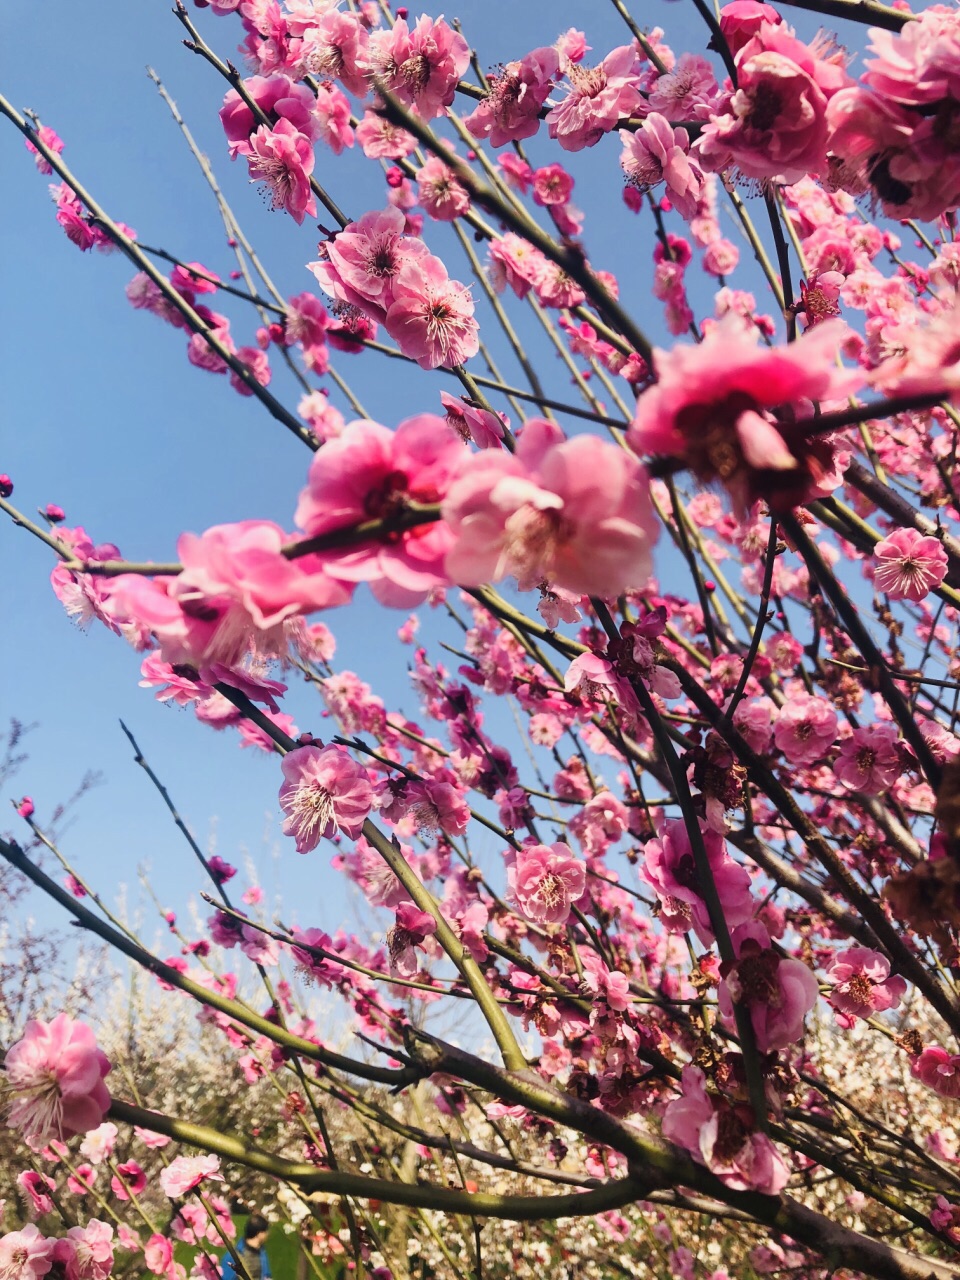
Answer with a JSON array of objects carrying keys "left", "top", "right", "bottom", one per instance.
[
  {"left": 629, "top": 313, "right": 863, "bottom": 514},
  {"left": 402, "top": 778, "right": 470, "bottom": 836},
  {"left": 732, "top": 697, "right": 776, "bottom": 754},
  {"left": 230, "top": 345, "right": 271, "bottom": 397},
  {"left": 547, "top": 46, "right": 646, "bottom": 152},
  {"left": 354, "top": 111, "right": 417, "bottom": 159},
  {"left": 719, "top": 921, "right": 819, "bottom": 1051},
  {"left": 384, "top": 255, "right": 479, "bottom": 370},
  {"left": 144, "top": 1236, "right": 173, "bottom": 1277},
  {"left": 294, "top": 414, "right": 461, "bottom": 607},
  {"left": 309, "top": 206, "right": 430, "bottom": 324},
  {"left": 78, "top": 1121, "right": 118, "bottom": 1164},
  {"left": 869, "top": 302, "right": 960, "bottom": 401},
  {"left": 825, "top": 947, "right": 907, "bottom": 1021},
  {"left": 872, "top": 527, "right": 949, "bottom": 601},
  {"left": 53, "top": 1221, "right": 114, "bottom": 1280},
  {"left": 415, "top": 157, "right": 471, "bottom": 221},
  {"left": 487, "top": 234, "right": 550, "bottom": 300},
  {"left": 641, "top": 819, "right": 754, "bottom": 946},
  {"left": 464, "top": 47, "right": 560, "bottom": 146},
  {"left": 443, "top": 418, "right": 657, "bottom": 597},
  {"left": 834, "top": 722, "right": 902, "bottom": 793},
  {"left": 220, "top": 75, "right": 317, "bottom": 157},
  {"left": 278, "top": 744, "right": 375, "bottom": 851},
  {"left": 620, "top": 115, "right": 705, "bottom": 219},
  {"left": 773, "top": 693, "right": 838, "bottom": 765},
  {"left": 366, "top": 15, "right": 470, "bottom": 119},
  {"left": 247, "top": 120, "right": 316, "bottom": 224},
  {"left": 863, "top": 8, "right": 960, "bottom": 108},
  {"left": 0, "top": 1226, "right": 55, "bottom": 1280},
  {"left": 159, "top": 1155, "right": 222, "bottom": 1199},
  {"left": 3, "top": 1015, "right": 111, "bottom": 1143},
  {"left": 512, "top": 842, "right": 586, "bottom": 925},
  {"left": 312, "top": 83, "right": 354, "bottom": 155},
  {"left": 698, "top": 26, "right": 849, "bottom": 183}
]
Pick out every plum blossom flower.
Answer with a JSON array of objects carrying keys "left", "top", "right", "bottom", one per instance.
[
  {"left": 825, "top": 947, "right": 907, "bottom": 1022},
  {"left": 295, "top": 414, "right": 462, "bottom": 607},
  {"left": 0, "top": 1226, "right": 55, "bottom": 1280},
  {"left": 439, "top": 391, "right": 506, "bottom": 450},
  {"left": 443, "top": 418, "right": 657, "bottom": 597},
  {"left": 416, "top": 157, "right": 471, "bottom": 221},
  {"left": 387, "top": 903, "right": 437, "bottom": 976},
  {"left": 913, "top": 1045, "right": 960, "bottom": 1098},
  {"left": 78, "top": 1122, "right": 118, "bottom": 1165},
  {"left": 718, "top": 1, "right": 783, "bottom": 58},
  {"left": 834, "top": 722, "right": 902, "bottom": 793},
  {"left": 629, "top": 314, "right": 863, "bottom": 514},
  {"left": 159, "top": 1155, "right": 222, "bottom": 1199},
  {"left": 309, "top": 206, "right": 430, "bottom": 323},
  {"left": 620, "top": 115, "right": 705, "bottom": 219},
  {"left": 53, "top": 1221, "right": 114, "bottom": 1280},
  {"left": 547, "top": 46, "right": 646, "bottom": 152},
  {"left": 773, "top": 693, "right": 838, "bottom": 765},
  {"left": 296, "top": 10, "right": 369, "bottom": 95},
  {"left": 640, "top": 819, "right": 754, "bottom": 946},
  {"left": 464, "top": 47, "right": 560, "bottom": 146},
  {"left": 278, "top": 745, "right": 376, "bottom": 851},
  {"left": 366, "top": 15, "right": 470, "bottom": 118},
  {"left": 3, "top": 1015, "right": 111, "bottom": 1143},
  {"left": 17, "top": 1172, "right": 55, "bottom": 1218},
  {"left": 512, "top": 842, "right": 586, "bottom": 925},
  {"left": 25, "top": 125, "right": 64, "bottom": 176},
  {"left": 247, "top": 120, "right": 317, "bottom": 224},
  {"left": 144, "top": 1236, "right": 173, "bottom": 1277},
  {"left": 872, "top": 528, "right": 949, "bottom": 601},
  {"left": 719, "top": 921, "right": 819, "bottom": 1051},
  {"left": 384, "top": 256, "right": 480, "bottom": 370},
  {"left": 662, "top": 1066, "right": 789, "bottom": 1195},
  {"left": 219, "top": 75, "right": 317, "bottom": 157}
]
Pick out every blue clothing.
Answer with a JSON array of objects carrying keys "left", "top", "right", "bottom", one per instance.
[{"left": 221, "top": 1241, "right": 271, "bottom": 1280}]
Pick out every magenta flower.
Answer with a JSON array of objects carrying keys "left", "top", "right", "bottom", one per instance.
[
  {"left": 3, "top": 1015, "right": 111, "bottom": 1143},
  {"left": 512, "top": 842, "right": 586, "bottom": 925},
  {"left": 718, "top": 1, "right": 783, "bottom": 57},
  {"left": 913, "top": 1046, "right": 960, "bottom": 1099},
  {"left": 547, "top": 46, "right": 646, "bottom": 152},
  {"left": 640, "top": 819, "right": 754, "bottom": 946},
  {"left": 309, "top": 206, "right": 431, "bottom": 324},
  {"left": 53, "top": 1221, "right": 114, "bottom": 1280},
  {"left": 464, "top": 46, "right": 559, "bottom": 147},
  {"left": 0, "top": 1226, "right": 55, "bottom": 1280},
  {"left": 439, "top": 392, "right": 506, "bottom": 450},
  {"left": 17, "top": 1170, "right": 56, "bottom": 1218},
  {"left": 834, "top": 723, "right": 902, "bottom": 794},
  {"left": 629, "top": 313, "right": 863, "bottom": 514},
  {"left": 719, "top": 921, "right": 819, "bottom": 1052},
  {"left": 247, "top": 120, "right": 317, "bottom": 225},
  {"left": 110, "top": 1160, "right": 147, "bottom": 1201},
  {"left": 25, "top": 124, "right": 64, "bottom": 176},
  {"left": 620, "top": 115, "right": 705, "bottom": 219},
  {"left": 826, "top": 947, "right": 907, "bottom": 1022},
  {"left": 443, "top": 418, "right": 657, "bottom": 597},
  {"left": 384, "top": 256, "right": 480, "bottom": 371},
  {"left": 158, "top": 1154, "right": 222, "bottom": 1199},
  {"left": 278, "top": 745, "right": 376, "bottom": 852},
  {"left": 773, "top": 693, "right": 838, "bottom": 766},
  {"left": 387, "top": 903, "right": 437, "bottom": 977},
  {"left": 872, "top": 527, "right": 949, "bottom": 601},
  {"left": 296, "top": 11, "right": 370, "bottom": 96}
]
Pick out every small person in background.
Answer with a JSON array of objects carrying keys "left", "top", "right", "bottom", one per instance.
[{"left": 222, "top": 1214, "right": 271, "bottom": 1280}]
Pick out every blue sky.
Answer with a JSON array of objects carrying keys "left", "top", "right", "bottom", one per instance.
[{"left": 0, "top": 0, "right": 794, "bottom": 967}]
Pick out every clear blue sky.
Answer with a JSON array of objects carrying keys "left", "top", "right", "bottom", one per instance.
[{"left": 0, "top": 0, "right": 792, "bottom": 958}]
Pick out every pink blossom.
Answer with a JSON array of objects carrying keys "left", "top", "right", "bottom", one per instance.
[
  {"left": 718, "top": 2, "right": 783, "bottom": 55},
  {"left": 512, "top": 842, "right": 586, "bottom": 925},
  {"left": 17, "top": 1171, "right": 55, "bottom": 1218},
  {"left": 402, "top": 778, "right": 470, "bottom": 836},
  {"left": 547, "top": 46, "right": 646, "bottom": 152},
  {"left": 488, "top": 234, "right": 550, "bottom": 300},
  {"left": 159, "top": 1155, "right": 222, "bottom": 1199},
  {"left": 532, "top": 164, "right": 575, "bottom": 206},
  {"left": 78, "top": 1122, "right": 118, "bottom": 1164},
  {"left": 295, "top": 414, "right": 462, "bottom": 606},
  {"left": 872, "top": 527, "right": 949, "bottom": 601},
  {"left": 366, "top": 15, "right": 470, "bottom": 119},
  {"left": 641, "top": 819, "right": 755, "bottom": 945},
  {"left": 169, "top": 262, "right": 219, "bottom": 295},
  {"left": 914, "top": 1045, "right": 960, "bottom": 1099},
  {"left": 620, "top": 115, "right": 705, "bottom": 219},
  {"left": 862, "top": 8, "right": 960, "bottom": 108},
  {"left": 834, "top": 722, "right": 902, "bottom": 793},
  {"left": 443, "top": 418, "right": 657, "bottom": 597},
  {"left": 25, "top": 125, "right": 64, "bottom": 175},
  {"left": 144, "top": 1236, "right": 173, "bottom": 1276},
  {"left": 230, "top": 346, "right": 271, "bottom": 397},
  {"left": 387, "top": 902, "right": 437, "bottom": 976},
  {"left": 630, "top": 314, "right": 863, "bottom": 513},
  {"left": 0, "top": 1226, "right": 55, "bottom": 1280},
  {"left": 354, "top": 111, "right": 417, "bottom": 159},
  {"left": 220, "top": 75, "right": 317, "bottom": 157},
  {"left": 415, "top": 157, "right": 471, "bottom": 222},
  {"left": 719, "top": 921, "right": 819, "bottom": 1051},
  {"left": 309, "top": 207, "right": 430, "bottom": 324},
  {"left": 278, "top": 744, "right": 375, "bottom": 851},
  {"left": 439, "top": 391, "right": 506, "bottom": 450},
  {"left": 464, "top": 47, "right": 560, "bottom": 146},
  {"left": 826, "top": 947, "right": 907, "bottom": 1021},
  {"left": 698, "top": 26, "right": 849, "bottom": 183},
  {"left": 296, "top": 10, "right": 370, "bottom": 95},
  {"left": 53, "top": 1221, "right": 114, "bottom": 1280},
  {"left": 773, "top": 693, "right": 838, "bottom": 765},
  {"left": 312, "top": 82, "right": 354, "bottom": 155},
  {"left": 383, "top": 256, "right": 479, "bottom": 371},
  {"left": 111, "top": 1160, "right": 147, "bottom": 1201},
  {"left": 247, "top": 120, "right": 316, "bottom": 224},
  {"left": 3, "top": 1015, "right": 111, "bottom": 1143}
]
